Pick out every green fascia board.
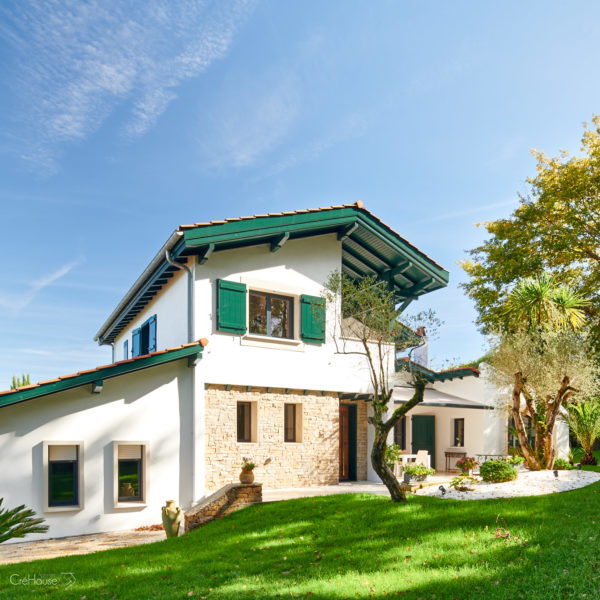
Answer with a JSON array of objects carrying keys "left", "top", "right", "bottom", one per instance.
[
  {"left": 395, "top": 360, "right": 479, "bottom": 382},
  {"left": 183, "top": 207, "right": 448, "bottom": 289},
  {"left": 0, "top": 344, "right": 203, "bottom": 409}
]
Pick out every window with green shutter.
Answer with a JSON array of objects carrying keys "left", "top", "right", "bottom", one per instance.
[
  {"left": 217, "top": 279, "right": 247, "bottom": 334},
  {"left": 300, "top": 294, "right": 326, "bottom": 343}
]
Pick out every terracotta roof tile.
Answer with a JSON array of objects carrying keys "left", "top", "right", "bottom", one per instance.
[
  {"left": 175, "top": 202, "right": 446, "bottom": 272},
  {"left": 0, "top": 340, "right": 206, "bottom": 399}
]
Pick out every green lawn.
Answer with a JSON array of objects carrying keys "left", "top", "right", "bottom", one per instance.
[{"left": 2, "top": 469, "right": 600, "bottom": 600}]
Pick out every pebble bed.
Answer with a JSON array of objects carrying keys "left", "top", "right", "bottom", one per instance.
[{"left": 415, "top": 469, "right": 600, "bottom": 500}]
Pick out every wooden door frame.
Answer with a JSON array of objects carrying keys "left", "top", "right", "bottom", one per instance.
[{"left": 339, "top": 404, "right": 357, "bottom": 481}]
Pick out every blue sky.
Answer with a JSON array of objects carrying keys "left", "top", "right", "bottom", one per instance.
[{"left": 1, "top": 1, "right": 600, "bottom": 386}]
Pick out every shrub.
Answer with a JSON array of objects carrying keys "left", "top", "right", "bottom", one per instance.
[
  {"left": 403, "top": 464, "right": 435, "bottom": 480},
  {"left": 384, "top": 443, "right": 403, "bottom": 469},
  {"left": 480, "top": 459, "right": 518, "bottom": 483},
  {"left": 507, "top": 455, "right": 525, "bottom": 466},
  {"left": 0, "top": 498, "right": 48, "bottom": 544},
  {"left": 553, "top": 458, "right": 576, "bottom": 470},
  {"left": 449, "top": 475, "right": 478, "bottom": 491}
]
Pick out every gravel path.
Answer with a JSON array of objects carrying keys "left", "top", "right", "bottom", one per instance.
[{"left": 416, "top": 469, "right": 600, "bottom": 500}]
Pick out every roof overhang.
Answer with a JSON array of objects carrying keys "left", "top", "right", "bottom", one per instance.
[
  {"left": 396, "top": 358, "right": 480, "bottom": 382},
  {"left": 95, "top": 203, "right": 449, "bottom": 345},
  {"left": 393, "top": 386, "right": 492, "bottom": 410},
  {"left": 0, "top": 341, "right": 204, "bottom": 409}
]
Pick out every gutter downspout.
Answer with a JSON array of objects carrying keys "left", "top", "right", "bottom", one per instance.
[
  {"left": 109, "top": 342, "right": 115, "bottom": 364},
  {"left": 165, "top": 251, "right": 194, "bottom": 344}
]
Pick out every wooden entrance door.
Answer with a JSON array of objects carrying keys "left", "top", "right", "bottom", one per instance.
[{"left": 339, "top": 405, "right": 357, "bottom": 480}]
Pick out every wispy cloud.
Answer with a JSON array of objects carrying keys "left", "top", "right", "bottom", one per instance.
[
  {"left": 408, "top": 199, "right": 519, "bottom": 226},
  {"left": 0, "top": 257, "right": 85, "bottom": 314},
  {"left": 0, "top": 0, "right": 255, "bottom": 170},
  {"left": 199, "top": 70, "right": 301, "bottom": 169},
  {"left": 253, "top": 112, "right": 368, "bottom": 181}
]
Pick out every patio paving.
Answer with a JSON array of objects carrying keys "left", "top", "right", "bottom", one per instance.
[
  {"left": 263, "top": 475, "right": 453, "bottom": 502},
  {"left": 0, "top": 528, "right": 165, "bottom": 565}
]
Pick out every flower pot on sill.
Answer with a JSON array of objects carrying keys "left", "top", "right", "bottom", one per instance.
[{"left": 240, "top": 468, "right": 255, "bottom": 484}]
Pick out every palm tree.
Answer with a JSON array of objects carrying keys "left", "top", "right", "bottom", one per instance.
[
  {"left": 564, "top": 399, "right": 600, "bottom": 465},
  {"left": 502, "top": 273, "right": 588, "bottom": 332}
]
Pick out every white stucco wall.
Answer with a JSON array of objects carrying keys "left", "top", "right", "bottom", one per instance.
[
  {"left": 194, "top": 234, "right": 388, "bottom": 394},
  {"left": 0, "top": 360, "right": 195, "bottom": 541},
  {"left": 113, "top": 266, "right": 188, "bottom": 360}
]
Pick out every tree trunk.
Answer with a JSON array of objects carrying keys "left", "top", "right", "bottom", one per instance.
[
  {"left": 369, "top": 380, "right": 426, "bottom": 502},
  {"left": 371, "top": 426, "right": 406, "bottom": 501},
  {"left": 512, "top": 373, "right": 542, "bottom": 470}
]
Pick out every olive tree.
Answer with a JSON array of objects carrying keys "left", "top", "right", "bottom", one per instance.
[{"left": 323, "top": 271, "right": 438, "bottom": 502}]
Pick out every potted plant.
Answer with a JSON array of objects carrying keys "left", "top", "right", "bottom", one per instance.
[
  {"left": 240, "top": 457, "right": 256, "bottom": 484},
  {"left": 455, "top": 456, "right": 478, "bottom": 476},
  {"left": 402, "top": 464, "right": 435, "bottom": 483}
]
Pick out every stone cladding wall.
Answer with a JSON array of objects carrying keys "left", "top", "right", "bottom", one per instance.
[
  {"left": 204, "top": 385, "right": 342, "bottom": 491},
  {"left": 184, "top": 483, "right": 262, "bottom": 532}
]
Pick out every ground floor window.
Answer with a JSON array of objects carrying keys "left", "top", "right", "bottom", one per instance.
[
  {"left": 453, "top": 418, "right": 465, "bottom": 447},
  {"left": 117, "top": 445, "right": 144, "bottom": 502},
  {"left": 237, "top": 401, "right": 257, "bottom": 443},
  {"left": 44, "top": 442, "right": 83, "bottom": 511},
  {"left": 393, "top": 416, "right": 406, "bottom": 450},
  {"left": 284, "top": 403, "right": 302, "bottom": 442}
]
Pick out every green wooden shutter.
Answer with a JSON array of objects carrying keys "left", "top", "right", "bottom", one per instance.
[
  {"left": 217, "top": 280, "right": 247, "bottom": 334},
  {"left": 147, "top": 315, "right": 157, "bottom": 353},
  {"left": 300, "top": 294, "right": 326, "bottom": 343},
  {"left": 131, "top": 328, "right": 141, "bottom": 357}
]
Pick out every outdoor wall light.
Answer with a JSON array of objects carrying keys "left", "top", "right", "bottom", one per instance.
[{"left": 91, "top": 380, "right": 103, "bottom": 394}]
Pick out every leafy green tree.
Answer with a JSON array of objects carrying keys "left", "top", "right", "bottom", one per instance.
[
  {"left": 563, "top": 398, "right": 600, "bottom": 465},
  {"left": 461, "top": 116, "right": 600, "bottom": 341},
  {"left": 323, "top": 271, "right": 438, "bottom": 502},
  {"left": 489, "top": 277, "right": 596, "bottom": 470},
  {"left": 502, "top": 273, "right": 588, "bottom": 332},
  {"left": 0, "top": 498, "right": 48, "bottom": 544},
  {"left": 10, "top": 373, "right": 31, "bottom": 390}
]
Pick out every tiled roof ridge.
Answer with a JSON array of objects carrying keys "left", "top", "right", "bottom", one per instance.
[
  {"left": 396, "top": 357, "right": 480, "bottom": 376},
  {"left": 0, "top": 339, "right": 209, "bottom": 398},
  {"left": 178, "top": 201, "right": 447, "bottom": 273}
]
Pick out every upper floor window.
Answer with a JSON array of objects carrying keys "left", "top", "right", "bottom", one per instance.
[
  {"left": 216, "top": 279, "right": 325, "bottom": 344},
  {"left": 249, "top": 291, "right": 293, "bottom": 339},
  {"left": 132, "top": 315, "right": 157, "bottom": 357}
]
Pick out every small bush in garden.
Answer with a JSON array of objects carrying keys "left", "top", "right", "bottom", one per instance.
[
  {"left": 507, "top": 455, "right": 525, "bottom": 466},
  {"left": 553, "top": 458, "right": 576, "bottom": 470},
  {"left": 480, "top": 459, "right": 518, "bottom": 483},
  {"left": 449, "top": 475, "right": 478, "bottom": 491},
  {"left": 402, "top": 464, "right": 435, "bottom": 480},
  {"left": 384, "top": 443, "right": 403, "bottom": 469}
]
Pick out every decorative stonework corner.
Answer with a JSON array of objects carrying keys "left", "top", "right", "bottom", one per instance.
[{"left": 184, "top": 483, "right": 262, "bottom": 533}]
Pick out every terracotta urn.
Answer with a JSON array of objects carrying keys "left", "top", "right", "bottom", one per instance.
[
  {"left": 161, "top": 500, "right": 182, "bottom": 538},
  {"left": 239, "top": 468, "right": 255, "bottom": 484}
]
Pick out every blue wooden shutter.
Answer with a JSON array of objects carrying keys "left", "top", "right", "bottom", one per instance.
[
  {"left": 217, "top": 280, "right": 247, "bottom": 334},
  {"left": 131, "top": 328, "right": 141, "bottom": 357},
  {"left": 300, "top": 295, "right": 326, "bottom": 343},
  {"left": 148, "top": 315, "right": 157, "bottom": 352},
  {"left": 123, "top": 340, "right": 128, "bottom": 360}
]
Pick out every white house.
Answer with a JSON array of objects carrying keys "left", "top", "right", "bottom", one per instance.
[{"left": 0, "top": 202, "right": 545, "bottom": 541}]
